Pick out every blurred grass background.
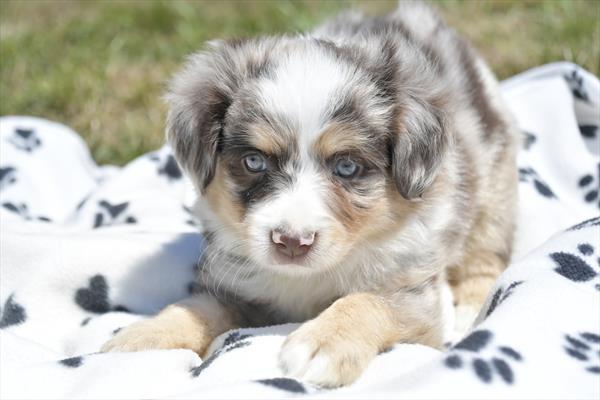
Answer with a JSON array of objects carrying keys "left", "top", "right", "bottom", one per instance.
[{"left": 1, "top": 0, "right": 598, "bottom": 165}]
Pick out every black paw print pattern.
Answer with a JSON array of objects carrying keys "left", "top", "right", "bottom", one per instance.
[
  {"left": 0, "top": 166, "right": 17, "bottom": 191},
  {"left": 564, "top": 69, "right": 590, "bottom": 103},
  {"left": 522, "top": 130, "right": 537, "bottom": 150},
  {"left": 445, "top": 330, "right": 523, "bottom": 384},
  {"left": 149, "top": 153, "right": 182, "bottom": 181},
  {"left": 74, "top": 274, "right": 130, "bottom": 314},
  {"left": 59, "top": 356, "right": 84, "bottom": 368},
  {"left": 550, "top": 243, "right": 600, "bottom": 291},
  {"left": 579, "top": 125, "right": 598, "bottom": 140},
  {"left": 485, "top": 281, "right": 524, "bottom": 318},
  {"left": 7, "top": 128, "right": 42, "bottom": 153},
  {"left": 93, "top": 200, "right": 137, "bottom": 228},
  {"left": 190, "top": 331, "right": 253, "bottom": 377},
  {"left": 519, "top": 167, "right": 556, "bottom": 199},
  {"left": 578, "top": 163, "right": 599, "bottom": 209},
  {"left": 563, "top": 332, "right": 600, "bottom": 374},
  {"left": 255, "top": 378, "right": 307, "bottom": 394},
  {"left": 2, "top": 202, "right": 51, "bottom": 222},
  {"left": 0, "top": 293, "right": 27, "bottom": 329}
]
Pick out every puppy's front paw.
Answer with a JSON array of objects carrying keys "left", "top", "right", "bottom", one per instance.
[
  {"left": 101, "top": 319, "right": 191, "bottom": 353},
  {"left": 278, "top": 320, "right": 377, "bottom": 388}
]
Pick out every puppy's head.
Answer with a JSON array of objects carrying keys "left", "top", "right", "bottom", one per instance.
[{"left": 166, "top": 37, "right": 447, "bottom": 272}]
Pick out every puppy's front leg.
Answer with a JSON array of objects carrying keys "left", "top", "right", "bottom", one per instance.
[
  {"left": 101, "top": 293, "right": 237, "bottom": 356},
  {"left": 279, "top": 291, "right": 442, "bottom": 387}
]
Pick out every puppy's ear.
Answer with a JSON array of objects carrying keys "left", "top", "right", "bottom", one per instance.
[
  {"left": 165, "top": 39, "right": 270, "bottom": 192},
  {"left": 391, "top": 97, "right": 448, "bottom": 200},
  {"left": 368, "top": 39, "right": 449, "bottom": 200}
]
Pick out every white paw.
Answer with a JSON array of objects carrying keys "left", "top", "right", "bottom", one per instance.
[{"left": 278, "top": 322, "right": 375, "bottom": 388}]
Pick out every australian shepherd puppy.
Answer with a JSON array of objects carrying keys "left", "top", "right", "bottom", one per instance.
[{"left": 102, "top": 2, "right": 519, "bottom": 387}]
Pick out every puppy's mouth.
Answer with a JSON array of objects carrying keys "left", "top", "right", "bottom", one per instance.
[{"left": 270, "top": 250, "right": 311, "bottom": 267}]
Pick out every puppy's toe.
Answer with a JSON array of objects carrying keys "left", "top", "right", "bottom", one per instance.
[
  {"left": 278, "top": 322, "right": 375, "bottom": 388},
  {"left": 278, "top": 341, "right": 314, "bottom": 377}
]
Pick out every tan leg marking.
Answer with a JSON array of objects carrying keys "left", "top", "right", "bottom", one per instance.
[
  {"left": 101, "top": 294, "right": 237, "bottom": 356},
  {"left": 450, "top": 251, "right": 506, "bottom": 308},
  {"left": 449, "top": 134, "right": 518, "bottom": 337}
]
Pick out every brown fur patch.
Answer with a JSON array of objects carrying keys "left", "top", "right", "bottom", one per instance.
[
  {"left": 327, "top": 180, "right": 367, "bottom": 231},
  {"left": 204, "top": 161, "right": 245, "bottom": 232},
  {"left": 324, "top": 173, "right": 398, "bottom": 251}
]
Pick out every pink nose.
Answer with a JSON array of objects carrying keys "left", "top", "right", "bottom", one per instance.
[{"left": 271, "top": 229, "right": 315, "bottom": 258}]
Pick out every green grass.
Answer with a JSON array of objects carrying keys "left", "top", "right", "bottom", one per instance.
[{"left": 1, "top": 0, "right": 598, "bottom": 165}]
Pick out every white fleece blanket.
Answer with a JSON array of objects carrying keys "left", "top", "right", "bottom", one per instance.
[{"left": 1, "top": 62, "right": 599, "bottom": 399}]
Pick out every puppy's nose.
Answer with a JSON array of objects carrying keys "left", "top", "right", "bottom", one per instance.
[{"left": 271, "top": 229, "right": 315, "bottom": 258}]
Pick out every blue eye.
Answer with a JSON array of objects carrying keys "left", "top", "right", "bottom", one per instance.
[
  {"left": 243, "top": 153, "right": 267, "bottom": 172},
  {"left": 335, "top": 159, "right": 360, "bottom": 178}
]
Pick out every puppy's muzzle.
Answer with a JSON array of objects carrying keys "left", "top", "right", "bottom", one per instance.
[{"left": 271, "top": 229, "right": 315, "bottom": 259}]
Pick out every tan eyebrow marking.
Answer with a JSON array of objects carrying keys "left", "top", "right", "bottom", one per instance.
[
  {"left": 313, "top": 123, "right": 368, "bottom": 159},
  {"left": 313, "top": 123, "right": 388, "bottom": 172},
  {"left": 248, "top": 122, "right": 289, "bottom": 156}
]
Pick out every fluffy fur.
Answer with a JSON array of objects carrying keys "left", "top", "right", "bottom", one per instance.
[{"left": 102, "top": 2, "right": 519, "bottom": 387}]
